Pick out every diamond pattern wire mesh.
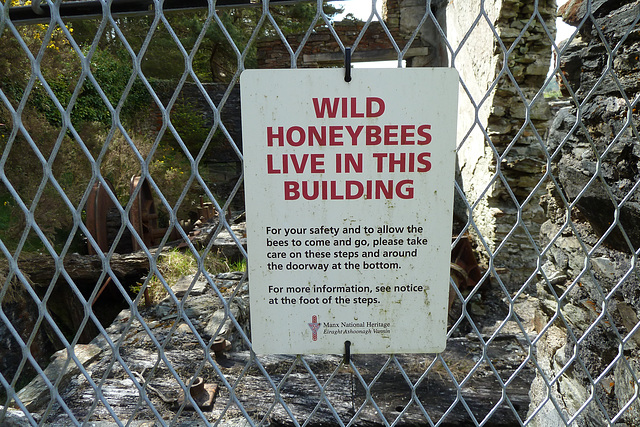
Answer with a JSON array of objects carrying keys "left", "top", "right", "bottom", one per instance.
[{"left": 1, "top": 0, "right": 640, "bottom": 425}]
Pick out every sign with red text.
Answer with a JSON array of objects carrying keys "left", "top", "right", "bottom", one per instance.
[{"left": 241, "top": 68, "right": 459, "bottom": 354}]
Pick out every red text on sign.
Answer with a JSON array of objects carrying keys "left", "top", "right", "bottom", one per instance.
[
  {"left": 266, "top": 124, "right": 431, "bottom": 147},
  {"left": 284, "top": 179, "right": 414, "bottom": 200},
  {"left": 312, "top": 97, "right": 385, "bottom": 118},
  {"left": 267, "top": 153, "right": 325, "bottom": 174},
  {"left": 372, "top": 152, "right": 431, "bottom": 173}
]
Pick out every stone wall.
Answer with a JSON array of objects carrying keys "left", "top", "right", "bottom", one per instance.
[
  {"left": 178, "top": 0, "right": 557, "bottom": 288},
  {"left": 150, "top": 81, "right": 244, "bottom": 209},
  {"left": 257, "top": 20, "right": 419, "bottom": 68},
  {"left": 528, "top": 1, "right": 640, "bottom": 424},
  {"left": 257, "top": 0, "right": 442, "bottom": 68},
  {"left": 151, "top": 81, "right": 242, "bottom": 161},
  {"left": 447, "top": 0, "right": 556, "bottom": 287},
  {"left": 397, "top": 0, "right": 449, "bottom": 66}
]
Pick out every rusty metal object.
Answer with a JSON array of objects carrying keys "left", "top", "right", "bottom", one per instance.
[
  {"left": 129, "top": 175, "right": 181, "bottom": 251},
  {"left": 178, "top": 377, "right": 218, "bottom": 410},
  {"left": 197, "top": 196, "right": 217, "bottom": 221},
  {"left": 130, "top": 176, "right": 161, "bottom": 251},
  {"left": 92, "top": 276, "right": 112, "bottom": 307},
  {"left": 450, "top": 235, "right": 483, "bottom": 291},
  {"left": 86, "top": 180, "right": 118, "bottom": 255},
  {"left": 449, "top": 235, "right": 484, "bottom": 312},
  {"left": 212, "top": 337, "right": 232, "bottom": 357}
]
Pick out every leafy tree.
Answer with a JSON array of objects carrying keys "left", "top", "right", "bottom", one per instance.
[
  {"left": 135, "top": 2, "right": 342, "bottom": 81},
  {"left": 0, "top": 1, "right": 343, "bottom": 251}
]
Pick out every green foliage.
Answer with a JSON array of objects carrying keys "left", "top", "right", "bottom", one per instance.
[
  {"left": 0, "top": 35, "right": 29, "bottom": 94},
  {"left": 544, "top": 78, "right": 562, "bottom": 99},
  {"left": 0, "top": 99, "right": 93, "bottom": 252},
  {"left": 92, "top": 127, "right": 199, "bottom": 222},
  {"left": 0, "top": 108, "right": 197, "bottom": 252},
  {"left": 228, "top": 257, "right": 247, "bottom": 272},
  {"left": 0, "top": 195, "right": 15, "bottom": 232},
  {"left": 164, "top": 98, "right": 211, "bottom": 157},
  {"left": 138, "top": 2, "right": 342, "bottom": 82},
  {"left": 0, "top": 2, "right": 342, "bottom": 253},
  {"left": 137, "top": 249, "right": 246, "bottom": 304},
  {"left": 26, "top": 49, "right": 150, "bottom": 128},
  {"left": 271, "top": 3, "right": 336, "bottom": 35}
]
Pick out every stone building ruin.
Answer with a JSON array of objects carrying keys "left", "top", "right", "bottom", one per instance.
[
  {"left": 6, "top": 0, "right": 640, "bottom": 424},
  {"left": 258, "top": 0, "right": 557, "bottom": 287},
  {"left": 138, "top": 0, "right": 561, "bottom": 289},
  {"left": 448, "top": 0, "right": 556, "bottom": 287},
  {"left": 256, "top": 3, "right": 640, "bottom": 422}
]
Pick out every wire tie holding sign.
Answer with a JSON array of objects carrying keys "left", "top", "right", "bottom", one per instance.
[
  {"left": 344, "top": 47, "right": 352, "bottom": 82},
  {"left": 344, "top": 340, "right": 352, "bottom": 363}
]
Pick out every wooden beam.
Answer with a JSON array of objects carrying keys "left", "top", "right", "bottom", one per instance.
[{"left": 303, "top": 47, "right": 429, "bottom": 64}]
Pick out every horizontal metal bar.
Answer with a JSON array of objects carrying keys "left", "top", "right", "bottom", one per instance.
[{"left": 5, "top": 0, "right": 308, "bottom": 25}]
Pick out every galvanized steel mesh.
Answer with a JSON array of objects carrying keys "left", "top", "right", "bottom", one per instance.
[{"left": 1, "top": 0, "right": 640, "bottom": 425}]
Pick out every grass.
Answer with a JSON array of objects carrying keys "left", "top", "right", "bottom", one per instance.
[
  {"left": 543, "top": 79, "right": 562, "bottom": 99},
  {"left": 544, "top": 89, "right": 562, "bottom": 99},
  {"left": 137, "top": 249, "right": 247, "bottom": 304}
]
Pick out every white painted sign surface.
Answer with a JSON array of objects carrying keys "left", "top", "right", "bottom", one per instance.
[{"left": 241, "top": 68, "right": 459, "bottom": 354}]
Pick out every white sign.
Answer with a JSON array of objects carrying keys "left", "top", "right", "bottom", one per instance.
[{"left": 241, "top": 68, "right": 459, "bottom": 354}]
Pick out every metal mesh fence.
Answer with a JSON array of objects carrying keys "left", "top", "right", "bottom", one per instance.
[{"left": 1, "top": 0, "right": 640, "bottom": 425}]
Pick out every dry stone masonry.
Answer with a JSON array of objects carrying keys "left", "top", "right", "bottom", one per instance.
[
  {"left": 257, "top": 0, "right": 439, "bottom": 68},
  {"left": 256, "top": 0, "right": 558, "bottom": 288},
  {"left": 448, "top": 0, "right": 556, "bottom": 287},
  {"left": 529, "top": 0, "right": 640, "bottom": 425}
]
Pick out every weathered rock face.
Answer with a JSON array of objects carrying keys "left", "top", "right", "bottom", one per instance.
[
  {"left": 0, "top": 219, "right": 245, "bottom": 400},
  {"left": 12, "top": 271, "right": 536, "bottom": 426},
  {"left": 0, "top": 283, "right": 57, "bottom": 401},
  {"left": 448, "top": 0, "right": 556, "bottom": 287},
  {"left": 529, "top": 1, "right": 640, "bottom": 424}
]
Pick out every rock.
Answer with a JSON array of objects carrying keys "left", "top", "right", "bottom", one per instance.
[
  {"left": 212, "top": 222, "right": 247, "bottom": 261},
  {"left": 558, "top": 0, "right": 613, "bottom": 27},
  {"left": 218, "top": 419, "right": 253, "bottom": 427},
  {"left": 530, "top": 2, "right": 640, "bottom": 423},
  {"left": 554, "top": 115, "right": 640, "bottom": 251},
  {"left": 591, "top": 256, "right": 616, "bottom": 280},
  {"left": 172, "top": 274, "right": 209, "bottom": 298},
  {"left": 15, "top": 344, "right": 101, "bottom": 412},
  {"left": 204, "top": 296, "right": 248, "bottom": 339},
  {"left": 0, "top": 406, "right": 37, "bottom": 426},
  {"left": 13, "top": 264, "right": 537, "bottom": 425},
  {"left": 614, "top": 359, "right": 640, "bottom": 425}
]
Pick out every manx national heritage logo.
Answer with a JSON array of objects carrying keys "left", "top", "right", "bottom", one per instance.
[{"left": 308, "top": 315, "right": 320, "bottom": 341}]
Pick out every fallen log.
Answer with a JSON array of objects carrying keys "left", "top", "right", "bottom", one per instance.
[
  {"left": 5, "top": 217, "right": 244, "bottom": 289},
  {"left": 15, "top": 251, "right": 155, "bottom": 286}
]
